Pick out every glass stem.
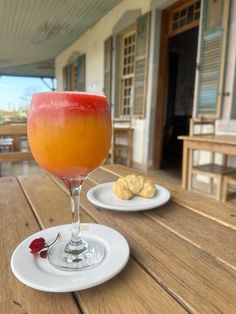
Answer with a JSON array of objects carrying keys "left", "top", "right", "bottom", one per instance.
[
  {"left": 63, "top": 176, "right": 88, "bottom": 255},
  {"left": 70, "top": 185, "right": 82, "bottom": 244}
]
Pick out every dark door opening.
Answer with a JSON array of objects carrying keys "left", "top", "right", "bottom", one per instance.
[{"left": 162, "top": 27, "right": 199, "bottom": 171}]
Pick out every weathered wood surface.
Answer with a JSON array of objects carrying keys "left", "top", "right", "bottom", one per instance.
[
  {"left": 0, "top": 123, "right": 28, "bottom": 135},
  {"left": 0, "top": 151, "right": 34, "bottom": 162},
  {"left": 178, "top": 134, "right": 236, "bottom": 146},
  {"left": 85, "top": 168, "right": 236, "bottom": 313},
  {"left": 16, "top": 173, "right": 186, "bottom": 314},
  {"left": 0, "top": 123, "right": 33, "bottom": 164},
  {"left": 103, "top": 164, "right": 236, "bottom": 230},
  {"left": 2, "top": 165, "right": 236, "bottom": 313},
  {"left": 0, "top": 176, "right": 80, "bottom": 314},
  {"left": 93, "top": 167, "right": 236, "bottom": 269}
]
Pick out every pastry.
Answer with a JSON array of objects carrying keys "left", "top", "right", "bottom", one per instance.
[{"left": 112, "top": 174, "right": 156, "bottom": 200}]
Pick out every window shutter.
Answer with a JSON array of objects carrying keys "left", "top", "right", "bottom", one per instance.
[
  {"left": 62, "top": 66, "right": 67, "bottom": 90},
  {"left": 77, "top": 54, "right": 86, "bottom": 91},
  {"left": 133, "top": 12, "right": 150, "bottom": 118},
  {"left": 104, "top": 36, "right": 113, "bottom": 106},
  {"left": 62, "top": 65, "right": 71, "bottom": 90},
  {"left": 71, "top": 62, "right": 78, "bottom": 91},
  {"left": 194, "top": 0, "right": 230, "bottom": 118}
]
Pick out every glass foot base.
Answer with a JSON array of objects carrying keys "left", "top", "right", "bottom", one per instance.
[{"left": 48, "top": 239, "right": 105, "bottom": 271}]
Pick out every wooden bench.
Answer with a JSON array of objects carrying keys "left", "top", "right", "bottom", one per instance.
[{"left": 0, "top": 124, "right": 34, "bottom": 173}]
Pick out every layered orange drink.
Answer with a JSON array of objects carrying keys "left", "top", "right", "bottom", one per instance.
[{"left": 28, "top": 92, "right": 112, "bottom": 178}]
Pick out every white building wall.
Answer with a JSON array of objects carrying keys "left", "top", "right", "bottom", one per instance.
[
  {"left": 55, "top": 0, "right": 236, "bottom": 170},
  {"left": 56, "top": 0, "right": 150, "bottom": 92},
  {"left": 55, "top": 0, "right": 153, "bottom": 169},
  {"left": 55, "top": 0, "right": 172, "bottom": 170}
]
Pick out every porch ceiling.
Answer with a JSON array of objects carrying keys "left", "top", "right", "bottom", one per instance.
[{"left": 0, "top": 0, "right": 121, "bottom": 78}]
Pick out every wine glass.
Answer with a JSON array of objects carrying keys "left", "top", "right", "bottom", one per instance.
[{"left": 27, "top": 92, "right": 112, "bottom": 270}]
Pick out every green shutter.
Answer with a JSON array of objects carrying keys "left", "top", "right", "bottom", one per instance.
[
  {"left": 104, "top": 36, "right": 113, "bottom": 105},
  {"left": 133, "top": 12, "right": 150, "bottom": 119},
  {"left": 77, "top": 54, "right": 86, "bottom": 91},
  {"left": 62, "top": 64, "right": 71, "bottom": 91},
  {"left": 62, "top": 66, "right": 67, "bottom": 91},
  {"left": 195, "top": 0, "right": 230, "bottom": 118}
]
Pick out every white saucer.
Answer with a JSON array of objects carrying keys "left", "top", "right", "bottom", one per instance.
[
  {"left": 11, "top": 223, "right": 129, "bottom": 292},
  {"left": 87, "top": 182, "right": 171, "bottom": 211}
]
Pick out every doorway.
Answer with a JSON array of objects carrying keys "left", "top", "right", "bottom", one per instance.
[
  {"left": 154, "top": 0, "right": 200, "bottom": 171},
  {"left": 162, "top": 27, "right": 199, "bottom": 170}
]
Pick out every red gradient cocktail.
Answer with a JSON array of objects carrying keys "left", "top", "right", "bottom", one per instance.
[
  {"left": 28, "top": 92, "right": 112, "bottom": 270},
  {"left": 28, "top": 92, "right": 111, "bottom": 178}
]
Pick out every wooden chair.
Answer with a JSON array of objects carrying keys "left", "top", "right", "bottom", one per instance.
[
  {"left": 111, "top": 119, "right": 132, "bottom": 167},
  {"left": 222, "top": 173, "right": 236, "bottom": 202},
  {"left": 188, "top": 118, "right": 236, "bottom": 201},
  {"left": 0, "top": 123, "right": 34, "bottom": 175},
  {"left": 189, "top": 118, "right": 215, "bottom": 136}
]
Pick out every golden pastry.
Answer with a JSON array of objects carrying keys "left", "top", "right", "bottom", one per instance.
[{"left": 112, "top": 174, "right": 156, "bottom": 200}]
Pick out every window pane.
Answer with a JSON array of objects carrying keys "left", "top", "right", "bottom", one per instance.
[
  {"left": 187, "top": 5, "right": 194, "bottom": 23},
  {"left": 120, "top": 30, "right": 136, "bottom": 117}
]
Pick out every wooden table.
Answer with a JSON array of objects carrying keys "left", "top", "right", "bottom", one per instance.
[
  {"left": 178, "top": 134, "right": 236, "bottom": 190},
  {"left": 2, "top": 164, "right": 236, "bottom": 313}
]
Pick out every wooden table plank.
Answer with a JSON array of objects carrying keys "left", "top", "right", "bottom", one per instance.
[
  {"left": 0, "top": 176, "right": 81, "bottom": 314},
  {"left": 178, "top": 134, "right": 236, "bottom": 146},
  {"left": 78, "top": 259, "right": 186, "bottom": 314},
  {"left": 145, "top": 202, "right": 236, "bottom": 271},
  {"left": 18, "top": 173, "right": 72, "bottom": 229},
  {"left": 80, "top": 177, "right": 236, "bottom": 313},
  {"left": 102, "top": 164, "right": 236, "bottom": 230},
  {"left": 184, "top": 137, "right": 236, "bottom": 155},
  {"left": 89, "top": 167, "right": 236, "bottom": 271},
  {"left": 18, "top": 173, "right": 187, "bottom": 314}
]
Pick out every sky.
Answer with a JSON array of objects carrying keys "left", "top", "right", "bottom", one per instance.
[{"left": 0, "top": 76, "right": 56, "bottom": 111}]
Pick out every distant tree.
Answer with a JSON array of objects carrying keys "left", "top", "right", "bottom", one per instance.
[
  {"left": 0, "top": 112, "right": 5, "bottom": 123},
  {"left": 20, "top": 86, "right": 40, "bottom": 108}
]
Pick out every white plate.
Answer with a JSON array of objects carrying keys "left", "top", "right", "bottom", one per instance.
[
  {"left": 11, "top": 223, "right": 129, "bottom": 292},
  {"left": 87, "top": 182, "right": 171, "bottom": 211}
]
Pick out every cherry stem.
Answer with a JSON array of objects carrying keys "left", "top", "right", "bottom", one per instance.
[{"left": 47, "top": 233, "right": 60, "bottom": 247}]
